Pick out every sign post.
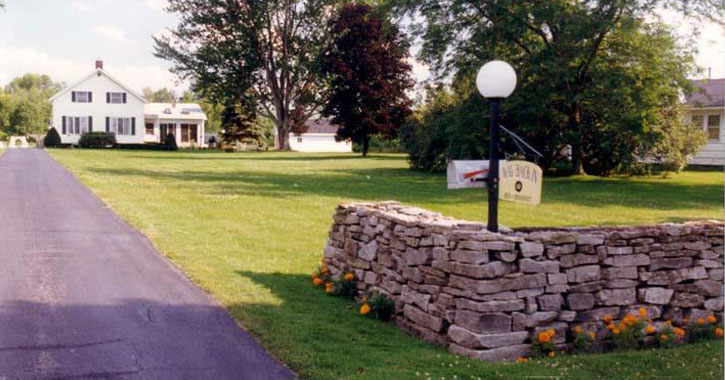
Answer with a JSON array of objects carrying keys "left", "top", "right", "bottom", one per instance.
[{"left": 476, "top": 60, "right": 517, "bottom": 232}]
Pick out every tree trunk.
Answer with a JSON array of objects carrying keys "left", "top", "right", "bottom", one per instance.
[
  {"left": 569, "top": 102, "right": 585, "bottom": 175},
  {"left": 276, "top": 128, "right": 290, "bottom": 150},
  {"left": 362, "top": 135, "right": 370, "bottom": 157}
]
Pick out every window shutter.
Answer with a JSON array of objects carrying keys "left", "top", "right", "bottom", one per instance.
[
  {"left": 88, "top": 116, "right": 93, "bottom": 132},
  {"left": 106, "top": 117, "right": 110, "bottom": 132},
  {"left": 89, "top": 92, "right": 93, "bottom": 103},
  {"left": 71, "top": 91, "right": 76, "bottom": 102},
  {"left": 62, "top": 116, "right": 66, "bottom": 134},
  {"left": 122, "top": 93, "right": 127, "bottom": 104},
  {"left": 131, "top": 117, "right": 136, "bottom": 135},
  {"left": 106, "top": 92, "right": 110, "bottom": 103}
]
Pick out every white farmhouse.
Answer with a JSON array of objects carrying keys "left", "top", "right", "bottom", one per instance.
[
  {"left": 684, "top": 78, "right": 724, "bottom": 166},
  {"left": 50, "top": 60, "right": 207, "bottom": 148},
  {"left": 275, "top": 120, "right": 352, "bottom": 153}
]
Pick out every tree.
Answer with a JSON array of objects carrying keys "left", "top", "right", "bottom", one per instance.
[
  {"left": 220, "top": 100, "right": 268, "bottom": 150},
  {"left": 154, "top": 0, "right": 336, "bottom": 150},
  {"left": 393, "top": 0, "right": 715, "bottom": 174},
  {"left": 142, "top": 87, "right": 178, "bottom": 103},
  {"left": 3, "top": 74, "right": 63, "bottom": 135},
  {"left": 321, "top": 3, "right": 414, "bottom": 157}
]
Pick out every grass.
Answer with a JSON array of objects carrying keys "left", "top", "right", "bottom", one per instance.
[{"left": 48, "top": 149, "right": 724, "bottom": 380}]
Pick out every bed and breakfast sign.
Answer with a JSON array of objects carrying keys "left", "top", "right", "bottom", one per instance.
[{"left": 499, "top": 160, "right": 542, "bottom": 205}]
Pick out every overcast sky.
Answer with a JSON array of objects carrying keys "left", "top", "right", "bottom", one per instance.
[{"left": 0, "top": 0, "right": 723, "bottom": 94}]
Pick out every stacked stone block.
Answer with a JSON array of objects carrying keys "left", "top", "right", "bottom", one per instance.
[{"left": 322, "top": 201, "right": 724, "bottom": 361}]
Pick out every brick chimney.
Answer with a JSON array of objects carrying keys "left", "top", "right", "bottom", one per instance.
[{"left": 95, "top": 59, "right": 104, "bottom": 70}]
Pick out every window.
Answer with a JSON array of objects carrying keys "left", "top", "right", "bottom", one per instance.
[
  {"left": 145, "top": 123, "right": 154, "bottom": 135},
  {"left": 691, "top": 115, "right": 704, "bottom": 129},
  {"left": 66, "top": 116, "right": 90, "bottom": 135},
  {"left": 180, "top": 124, "right": 197, "bottom": 143},
  {"left": 109, "top": 117, "right": 133, "bottom": 135},
  {"left": 297, "top": 137, "right": 303, "bottom": 143},
  {"left": 160, "top": 123, "right": 175, "bottom": 138},
  {"left": 707, "top": 115, "right": 721, "bottom": 140},
  {"left": 107, "top": 92, "right": 126, "bottom": 104},
  {"left": 72, "top": 91, "right": 92, "bottom": 103}
]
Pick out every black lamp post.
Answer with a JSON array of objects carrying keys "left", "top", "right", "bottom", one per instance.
[{"left": 475, "top": 61, "right": 517, "bottom": 233}]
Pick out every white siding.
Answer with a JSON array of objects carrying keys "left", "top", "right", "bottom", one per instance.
[
  {"left": 686, "top": 108, "right": 725, "bottom": 166},
  {"left": 289, "top": 134, "right": 352, "bottom": 153},
  {"left": 51, "top": 72, "right": 144, "bottom": 145}
]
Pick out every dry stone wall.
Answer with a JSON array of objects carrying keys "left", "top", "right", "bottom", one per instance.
[{"left": 322, "top": 201, "right": 724, "bottom": 361}]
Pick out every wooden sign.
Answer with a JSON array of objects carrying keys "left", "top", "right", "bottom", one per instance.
[{"left": 499, "top": 160, "right": 542, "bottom": 205}]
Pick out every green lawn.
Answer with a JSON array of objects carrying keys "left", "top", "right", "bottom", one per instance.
[{"left": 49, "top": 149, "right": 724, "bottom": 380}]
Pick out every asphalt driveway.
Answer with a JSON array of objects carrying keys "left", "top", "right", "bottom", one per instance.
[{"left": 0, "top": 149, "right": 293, "bottom": 379}]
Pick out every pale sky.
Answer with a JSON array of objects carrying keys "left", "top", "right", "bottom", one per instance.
[{"left": 0, "top": 0, "right": 722, "bottom": 94}]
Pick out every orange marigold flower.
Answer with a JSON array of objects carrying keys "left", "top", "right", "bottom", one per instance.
[
  {"left": 707, "top": 316, "right": 717, "bottom": 324},
  {"left": 618, "top": 322, "right": 627, "bottom": 331},
  {"left": 715, "top": 328, "right": 723, "bottom": 338},
  {"left": 343, "top": 273, "right": 354, "bottom": 282},
  {"left": 645, "top": 325, "right": 656, "bottom": 334},
  {"left": 607, "top": 324, "right": 616, "bottom": 331},
  {"left": 360, "top": 303, "right": 371, "bottom": 315},
  {"left": 603, "top": 315, "right": 613, "bottom": 324},
  {"left": 623, "top": 315, "right": 637, "bottom": 325},
  {"left": 613, "top": 329, "right": 621, "bottom": 335},
  {"left": 313, "top": 278, "right": 324, "bottom": 285},
  {"left": 639, "top": 307, "right": 647, "bottom": 318},
  {"left": 588, "top": 332, "right": 596, "bottom": 341},
  {"left": 321, "top": 266, "right": 330, "bottom": 274},
  {"left": 661, "top": 334, "right": 669, "bottom": 341},
  {"left": 665, "top": 320, "right": 672, "bottom": 326},
  {"left": 546, "top": 329, "right": 556, "bottom": 337},
  {"left": 517, "top": 357, "right": 528, "bottom": 364},
  {"left": 673, "top": 327, "right": 685, "bottom": 337},
  {"left": 325, "top": 283, "right": 334, "bottom": 293},
  {"left": 573, "top": 326, "right": 582, "bottom": 335},
  {"left": 547, "top": 351, "right": 555, "bottom": 358},
  {"left": 697, "top": 318, "right": 706, "bottom": 325},
  {"left": 538, "top": 332, "right": 551, "bottom": 343}
]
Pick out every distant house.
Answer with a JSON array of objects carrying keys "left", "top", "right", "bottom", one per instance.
[
  {"left": 49, "top": 60, "right": 207, "bottom": 148},
  {"left": 274, "top": 120, "right": 352, "bottom": 153},
  {"left": 685, "top": 78, "right": 724, "bottom": 166}
]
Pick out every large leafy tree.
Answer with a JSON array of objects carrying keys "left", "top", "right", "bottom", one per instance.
[
  {"left": 393, "top": 0, "right": 718, "bottom": 174},
  {"left": 3, "top": 74, "right": 63, "bottom": 135},
  {"left": 154, "top": 0, "right": 337, "bottom": 150},
  {"left": 321, "top": 3, "right": 414, "bottom": 156}
]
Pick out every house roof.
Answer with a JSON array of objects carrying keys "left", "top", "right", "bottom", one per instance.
[
  {"left": 686, "top": 78, "right": 725, "bottom": 108},
  {"left": 303, "top": 119, "right": 340, "bottom": 134},
  {"left": 49, "top": 68, "right": 146, "bottom": 103},
  {"left": 144, "top": 103, "right": 208, "bottom": 121}
]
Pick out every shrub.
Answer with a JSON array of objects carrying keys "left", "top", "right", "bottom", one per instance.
[
  {"left": 571, "top": 325, "right": 596, "bottom": 352},
  {"left": 332, "top": 272, "right": 358, "bottom": 300},
  {"left": 530, "top": 329, "right": 557, "bottom": 357},
  {"left": 164, "top": 133, "right": 178, "bottom": 151},
  {"left": 44, "top": 128, "right": 62, "bottom": 147},
  {"left": 78, "top": 132, "right": 116, "bottom": 148},
  {"left": 360, "top": 292, "right": 394, "bottom": 321}
]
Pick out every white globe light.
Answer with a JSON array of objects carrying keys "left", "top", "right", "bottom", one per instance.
[{"left": 476, "top": 60, "right": 517, "bottom": 98}]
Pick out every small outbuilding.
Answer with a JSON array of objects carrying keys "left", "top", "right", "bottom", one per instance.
[{"left": 275, "top": 120, "right": 352, "bottom": 153}]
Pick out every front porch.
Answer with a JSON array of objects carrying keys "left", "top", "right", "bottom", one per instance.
[{"left": 144, "top": 118, "right": 206, "bottom": 148}]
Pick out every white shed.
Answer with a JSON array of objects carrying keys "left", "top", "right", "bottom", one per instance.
[{"left": 276, "top": 120, "right": 352, "bottom": 153}]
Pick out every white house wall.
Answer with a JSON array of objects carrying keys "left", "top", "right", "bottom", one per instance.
[
  {"left": 289, "top": 134, "right": 352, "bottom": 153},
  {"left": 51, "top": 72, "right": 145, "bottom": 145},
  {"left": 686, "top": 108, "right": 725, "bottom": 166}
]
